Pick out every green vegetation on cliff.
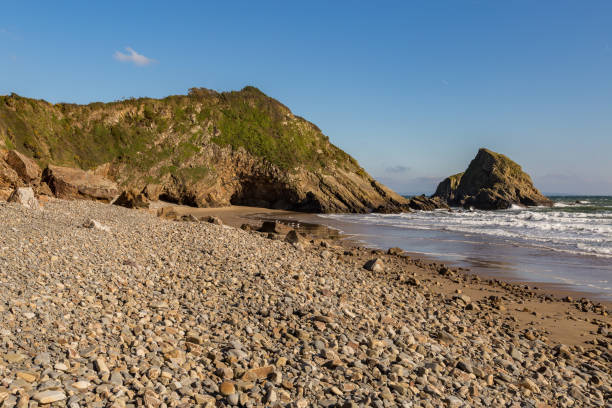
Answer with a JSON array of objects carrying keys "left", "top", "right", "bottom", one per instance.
[
  {"left": 0, "top": 86, "right": 404, "bottom": 212},
  {"left": 0, "top": 86, "right": 358, "bottom": 175}
]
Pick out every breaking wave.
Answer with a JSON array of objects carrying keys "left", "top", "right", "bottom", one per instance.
[{"left": 322, "top": 196, "right": 612, "bottom": 259}]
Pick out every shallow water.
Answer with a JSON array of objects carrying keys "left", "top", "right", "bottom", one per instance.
[{"left": 317, "top": 196, "right": 612, "bottom": 301}]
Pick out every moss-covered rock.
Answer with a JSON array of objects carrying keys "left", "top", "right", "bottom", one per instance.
[{"left": 433, "top": 148, "right": 551, "bottom": 210}]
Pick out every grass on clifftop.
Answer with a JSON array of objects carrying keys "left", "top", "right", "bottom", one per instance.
[{"left": 0, "top": 87, "right": 363, "bottom": 180}]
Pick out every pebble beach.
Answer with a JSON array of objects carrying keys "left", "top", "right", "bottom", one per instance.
[{"left": 0, "top": 200, "right": 610, "bottom": 407}]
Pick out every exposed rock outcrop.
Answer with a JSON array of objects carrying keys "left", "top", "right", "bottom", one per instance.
[
  {"left": 0, "top": 88, "right": 410, "bottom": 213},
  {"left": 407, "top": 195, "right": 449, "bottom": 211},
  {"left": 34, "top": 182, "right": 54, "bottom": 197},
  {"left": 433, "top": 148, "right": 552, "bottom": 210},
  {"left": 6, "top": 150, "right": 41, "bottom": 184},
  {"left": 373, "top": 194, "right": 449, "bottom": 213},
  {"left": 433, "top": 173, "right": 463, "bottom": 203},
  {"left": 0, "top": 151, "right": 23, "bottom": 200},
  {"left": 113, "top": 189, "right": 150, "bottom": 209},
  {"left": 0, "top": 159, "right": 21, "bottom": 188},
  {"left": 42, "top": 165, "right": 119, "bottom": 202}
]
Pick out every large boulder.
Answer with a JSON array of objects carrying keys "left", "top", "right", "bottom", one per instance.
[
  {"left": 0, "top": 159, "right": 21, "bottom": 187},
  {"left": 113, "top": 189, "right": 150, "bottom": 209},
  {"left": 8, "top": 187, "right": 40, "bottom": 210},
  {"left": 42, "top": 165, "right": 119, "bottom": 202},
  {"left": 433, "top": 148, "right": 552, "bottom": 210},
  {"left": 0, "top": 159, "right": 22, "bottom": 200},
  {"left": 6, "top": 150, "right": 41, "bottom": 184}
]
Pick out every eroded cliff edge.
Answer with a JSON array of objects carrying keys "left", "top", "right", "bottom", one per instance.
[{"left": 0, "top": 87, "right": 411, "bottom": 213}]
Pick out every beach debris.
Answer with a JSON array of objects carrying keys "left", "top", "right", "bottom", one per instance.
[
  {"left": 200, "top": 215, "right": 223, "bottom": 225},
  {"left": 82, "top": 218, "right": 110, "bottom": 232}
]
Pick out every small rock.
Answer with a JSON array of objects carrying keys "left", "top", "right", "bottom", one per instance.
[
  {"left": 71, "top": 381, "right": 91, "bottom": 392},
  {"left": 219, "top": 381, "right": 235, "bottom": 396},
  {"left": 364, "top": 258, "right": 384, "bottom": 272},
  {"left": 83, "top": 219, "right": 110, "bottom": 232},
  {"left": 32, "top": 390, "right": 66, "bottom": 404}
]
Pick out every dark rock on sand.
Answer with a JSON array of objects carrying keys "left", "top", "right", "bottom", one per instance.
[
  {"left": 259, "top": 221, "right": 291, "bottom": 234},
  {"left": 434, "top": 148, "right": 552, "bottom": 210},
  {"left": 364, "top": 258, "right": 385, "bottom": 272},
  {"left": 407, "top": 195, "right": 449, "bottom": 211},
  {"left": 373, "top": 195, "right": 448, "bottom": 213},
  {"left": 200, "top": 215, "right": 223, "bottom": 225},
  {"left": 113, "top": 189, "right": 150, "bottom": 209}
]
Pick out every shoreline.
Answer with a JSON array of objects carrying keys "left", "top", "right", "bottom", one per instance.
[
  {"left": 160, "top": 202, "right": 612, "bottom": 307},
  {"left": 158, "top": 202, "right": 610, "bottom": 349}
]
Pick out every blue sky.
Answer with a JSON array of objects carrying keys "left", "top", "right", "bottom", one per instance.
[{"left": 1, "top": 1, "right": 611, "bottom": 194}]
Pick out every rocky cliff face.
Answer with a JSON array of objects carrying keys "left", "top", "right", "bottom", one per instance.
[
  {"left": 0, "top": 87, "right": 409, "bottom": 213},
  {"left": 433, "top": 148, "right": 552, "bottom": 210},
  {"left": 433, "top": 172, "right": 463, "bottom": 203}
]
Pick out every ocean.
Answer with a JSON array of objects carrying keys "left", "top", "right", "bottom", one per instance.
[{"left": 317, "top": 196, "right": 612, "bottom": 301}]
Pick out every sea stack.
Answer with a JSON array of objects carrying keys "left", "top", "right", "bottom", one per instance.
[{"left": 434, "top": 148, "right": 552, "bottom": 210}]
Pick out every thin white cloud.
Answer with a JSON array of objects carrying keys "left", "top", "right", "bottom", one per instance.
[
  {"left": 113, "top": 47, "right": 155, "bottom": 66},
  {"left": 385, "top": 165, "right": 411, "bottom": 174}
]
